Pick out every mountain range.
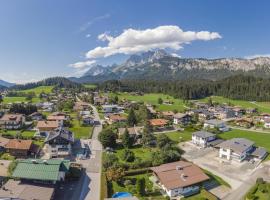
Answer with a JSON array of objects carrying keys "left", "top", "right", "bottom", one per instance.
[
  {"left": 69, "top": 50, "right": 270, "bottom": 83},
  {"left": 0, "top": 79, "right": 14, "bottom": 88}
]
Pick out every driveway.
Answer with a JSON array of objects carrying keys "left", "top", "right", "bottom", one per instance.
[{"left": 73, "top": 105, "right": 103, "bottom": 200}]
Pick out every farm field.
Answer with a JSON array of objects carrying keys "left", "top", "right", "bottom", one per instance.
[
  {"left": 200, "top": 96, "right": 270, "bottom": 113},
  {"left": 3, "top": 97, "right": 40, "bottom": 104},
  {"left": 19, "top": 86, "right": 54, "bottom": 95},
  {"left": 113, "top": 92, "right": 187, "bottom": 112}
]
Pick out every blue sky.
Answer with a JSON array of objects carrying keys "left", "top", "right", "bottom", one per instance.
[{"left": 0, "top": 0, "right": 269, "bottom": 83}]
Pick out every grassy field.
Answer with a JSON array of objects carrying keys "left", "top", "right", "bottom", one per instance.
[
  {"left": 182, "top": 189, "right": 217, "bottom": 200},
  {"left": 116, "top": 145, "right": 155, "bottom": 162},
  {"left": 201, "top": 96, "right": 270, "bottom": 113},
  {"left": 113, "top": 92, "right": 186, "bottom": 112},
  {"left": 219, "top": 129, "right": 270, "bottom": 159},
  {"left": 165, "top": 130, "right": 194, "bottom": 143},
  {"left": 245, "top": 182, "right": 270, "bottom": 200},
  {"left": 1, "top": 130, "right": 36, "bottom": 137},
  {"left": 19, "top": 86, "right": 54, "bottom": 95},
  {"left": 3, "top": 97, "right": 40, "bottom": 104}
]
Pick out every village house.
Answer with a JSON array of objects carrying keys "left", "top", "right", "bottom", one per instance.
[
  {"left": 0, "top": 114, "right": 25, "bottom": 130},
  {"left": 37, "top": 102, "right": 54, "bottom": 112},
  {"left": 173, "top": 113, "right": 192, "bottom": 125},
  {"left": 5, "top": 139, "right": 39, "bottom": 158},
  {"left": 29, "top": 112, "right": 43, "bottom": 121},
  {"left": 161, "top": 111, "right": 175, "bottom": 120},
  {"left": 146, "top": 104, "right": 157, "bottom": 116},
  {"left": 82, "top": 115, "right": 95, "bottom": 125},
  {"left": 151, "top": 161, "right": 210, "bottom": 197},
  {"left": 0, "top": 136, "right": 9, "bottom": 152},
  {"left": 203, "top": 119, "right": 229, "bottom": 132},
  {"left": 105, "top": 114, "right": 127, "bottom": 124},
  {"left": 217, "top": 138, "right": 254, "bottom": 162},
  {"left": 192, "top": 131, "right": 217, "bottom": 148},
  {"left": 73, "top": 101, "right": 90, "bottom": 111},
  {"left": 149, "top": 119, "right": 169, "bottom": 130},
  {"left": 263, "top": 118, "right": 270, "bottom": 129},
  {"left": 118, "top": 126, "right": 144, "bottom": 139},
  {"left": 47, "top": 112, "right": 69, "bottom": 127},
  {"left": 12, "top": 159, "right": 70, "bottom": 184},
  {"left": 43, "top": 127, "right": 74, "bottom": 158},
  {"left": 235, "top": 118, "right": 253, "bottom": 128},
  {"left": 0, "top": 179, "right": 55, "bottom": 200},
  {"left": 36, "top": 120, "right": 59, "bottom": 137},
  {"left": 102, "top": 104, "right": 124, "bottom": 113}
]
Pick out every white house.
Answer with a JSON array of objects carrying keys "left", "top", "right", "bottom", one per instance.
[
  {"left": 173, "top": 113, "right": 191, "bottom": 125},
  {"left": 102, "top": 105, "right": 124, "bottom": 113},
  {"left": 192, "top": 131, "right": 216, "bottom": 148},
  {"left": 151, "top": 161, "right": 209, "bottom": 197},
  {"left": 263, "top": 118, "right": 270, "bottom": 129},
  {"left": 44, "top": 127, "right": 74, "bottom": 158},
  {"left": 203, "top": 119, "right": 229, "bottom": 132},
  {"left": 217, "top": 138, "right": 254, "bottom": 162}
]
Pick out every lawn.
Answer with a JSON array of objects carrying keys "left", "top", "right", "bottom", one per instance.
[
  {"left": 69, "top": 117, "right": 93, "bottom": 139},
  {"left": 245, "top": 182, "right": 270, "bottom": 200},
  {"left": 182, "top": 189, "right": 217, "bottom": 200},
  {"left": 1, "top": 130, "right": 36, "bottom": 138},
  {"left": 165, "top": 129, "right": 194, "bottom": 143},
  {"left": 110, "top": 173, "right": 166, "bottom": 200},
  {"left": 200, "top": 96, "right": 270, "bottom": 113},
  {"left": 19, "top": 86, "right": 54, "bottom": 95},
  {"left": 3, "top": 97, "right": 40, "bottom": 104},
  {"left": 115, "top": 145, "right": 155, "bottom": 162},
  {"left": 113, "top": 92, "right": 186, "bottom": 112}
]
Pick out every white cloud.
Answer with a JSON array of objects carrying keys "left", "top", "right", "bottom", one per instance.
[
  {"left": 69, "top": 60, "right": 96, "bottom": 69},
  {"left": 245, "top": 54, "right": 270, "bottom": 59},
  {"left": 79, "top": 14, "right": 111, "bottom": 32},
  {"left": 86, "top": 25, "right": 221, "bottom": 59}
]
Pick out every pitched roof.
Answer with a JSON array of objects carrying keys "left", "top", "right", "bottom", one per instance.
[
  {"left": 0, "top": 136, "right": 10, "bottom": 148},
  {"left": 12, "top": 159, "right": 70, "bottom": 181},
  {"left": 204, "top": 119, "right": 225, "bottom": 126},
  {"left": 151, "top": 161, "right": 209, "bottom": 190},
  {"left": 0, "top": 180, "right": 55, "bottom": 200},
  {"left": 0, "top": 114, "right": 23, "bottom": 122},
  {"left": 192, "top": 131, "right": 215, "bottom": 139},
  {"left": 37, "top": 120, "right": 59, "bottom": 130},
  {"left": 149, "top": 119, "right": 168, "bottom": 126},
  {"left": 5, "top": 139, "right": 32, "bottom": 150},
  {"left": 174, "top": 113, "right": 188, "bottom": 119},
  {"left": 217, "top": 138, "right": 254, "bottom": 154},
  {"left": 45, "top": 127, "right": 74, "bottom": 143},
  {"left": 118, "top": 126, "right": 144, "bottom": 136}
]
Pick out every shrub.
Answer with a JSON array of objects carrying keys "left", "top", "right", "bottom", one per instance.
[{"left": 120, "top": 149, "right": 135, "bottom": 162}]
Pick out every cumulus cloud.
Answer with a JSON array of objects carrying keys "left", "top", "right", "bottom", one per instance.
[
  {"left": 86, "top": 34, "right": 91, "bottom": 38},
  {"left": 171, "top": 53, "right": 181, "bottom": 58},
  {"left": 245, "top": 54, "right": 270, "bottom": 59},
  {"left": 86, "top": 25, "right": 221, "bottom": 59},
  {"left": 69, "top": 60, "right": 96, "bottom": 69}
]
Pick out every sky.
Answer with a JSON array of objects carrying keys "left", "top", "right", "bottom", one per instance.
[{"left": 0, "top": 0, "right": 270, "bottom": 83}]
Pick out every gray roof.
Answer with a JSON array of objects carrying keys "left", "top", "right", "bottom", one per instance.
[
  {"left": 45, "top": 127, "right": 74, "bottom": 143},
  {"left": 205, "top": 119, "right": 225, "bottom": 126},
  {"left": 251, "top": 147, "right": 268, "bottom": 158},
  {"left": 217, "top": 138, "right": 254, "bottom": 154},
  {"left": 192, "top": 131, "right": 215, "bottom": 139}
]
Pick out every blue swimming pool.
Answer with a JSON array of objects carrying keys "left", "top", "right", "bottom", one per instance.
[{"left": 112, "top": 192, "right": 132, "bottom": 198}]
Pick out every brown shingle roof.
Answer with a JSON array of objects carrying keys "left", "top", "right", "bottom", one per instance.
[
  {"left": 149, "top": 119, "right": 168, "bottom": 126},
  {"left": 5, "top": 139, "right": 33, "bottom": 150},
  {"left": 0, "top": 114, "right": 23, "bottom": 122},
  {"left": 37, "top": 120, "right": 58, "bottom": 131},
  {"left": 0, "top": 136, "right": 10, "bottom": 148},
  {"left": 151, "top": 161, "right": 209, "bottom": 190}
]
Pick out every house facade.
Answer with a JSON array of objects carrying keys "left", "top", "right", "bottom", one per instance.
[
  {"left": 44, "top": 128, "right": 74, "bottom": 158},
  {"left": 203, "top": 119, "right": 229, "bottom": 132},
  {"left": 151, "top": 161, "right": 209, "bottom": 197},
  {"left": 0, "top": 114, "right": 25, "bottom": 130},
  {"left": 217, "top": 138, "right": 254, "bottom": 162},
  {"left": 5, "top": 139, "right": 38, "bottom": 158},
  {"left": 173, "top": 113, "right": 191, "bottom": 125},
  {"left": 192, "top": 131, "right": 216, "bottom": 148}
]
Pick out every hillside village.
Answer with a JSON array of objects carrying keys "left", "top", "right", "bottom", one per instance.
[{"left": 0, "top": 84, "right": 269, "bottom": 200}]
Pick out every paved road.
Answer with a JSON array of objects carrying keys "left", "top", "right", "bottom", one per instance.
[
  {"left": 78, "top": 105, "right": 103, "bottom": 200},
  {"left": 223, "top": 161, "right": 270, "bottom": 200}
]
